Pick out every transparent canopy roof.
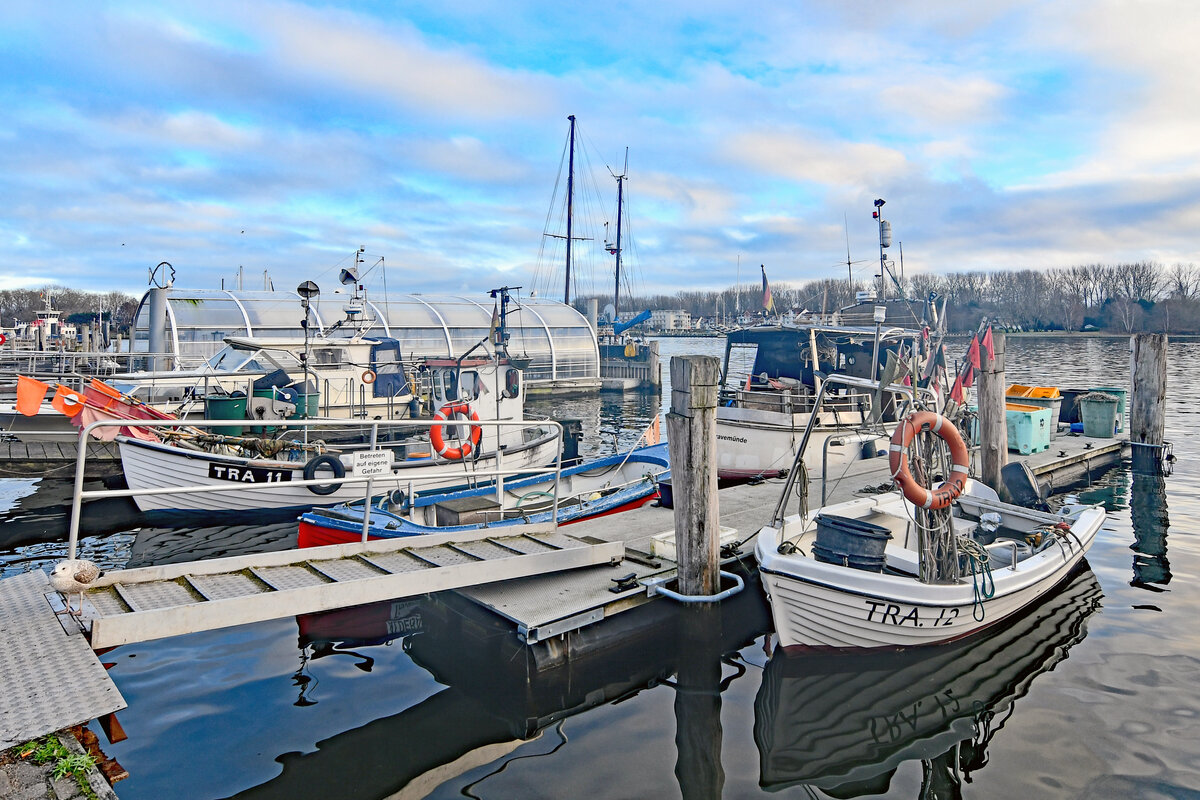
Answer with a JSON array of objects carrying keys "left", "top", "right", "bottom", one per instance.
[{"left": 132, "top": 289, "right": 599, "bottom": 386}]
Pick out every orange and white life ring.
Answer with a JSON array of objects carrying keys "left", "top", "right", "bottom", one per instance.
[
  {"left": 888, "top": 411, "right": 970, "bottom": 510},
  {"left": 429, "top": 401, "right": 482, "bottom": 460},
  {"left": 362, "top": 369, "right": 376, "bottom": 384}
]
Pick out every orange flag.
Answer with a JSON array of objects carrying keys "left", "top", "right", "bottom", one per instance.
[
  {"left": 51, "top": 384, "right": 85, "bottom": 417},
  {"left": 16, "top": 375, "right": 50, "bottom": 416},
  {"left": 645, "top": 414, "right": 662, "bottom": 446}
]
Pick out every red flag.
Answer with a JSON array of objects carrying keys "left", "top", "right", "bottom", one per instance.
[
  {"left": 981, "top": 326, "right": 995, "bottom": 360},
  {"left": 961, "top": 362, "right": 976, "bottom": 389},
  {"left": 967, "top": 336, "right": 981, "bottom": 371},
  {"left": 949, "top": 371, "right": 967, "bottom": 404}
]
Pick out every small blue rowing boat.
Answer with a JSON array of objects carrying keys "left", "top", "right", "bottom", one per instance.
[{"left": 299, "top": 442, "right": 670, "bottom": 546}]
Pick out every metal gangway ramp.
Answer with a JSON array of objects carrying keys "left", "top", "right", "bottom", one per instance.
[{"left": 76, "top": 526, "right": 624, "bottom": 649}]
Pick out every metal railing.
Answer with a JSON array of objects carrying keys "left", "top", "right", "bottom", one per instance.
[
  {"left": 66, "top": 416, "right": 564, "bottom": 559},
  {"left": 769, "top": 374, "right": 935, "bottom": 527},
  {"left": 0, "top": 351, "right": 177, "bottom": 385},
  {"left": 723, "top": 385, "right": 874, "bottom": 415}
]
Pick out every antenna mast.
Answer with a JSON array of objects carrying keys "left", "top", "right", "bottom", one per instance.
[
  {"left": 873, "top": 198, "right": 890, "bottom": 299},
  {"left": 845, "top": 213, "right": 853, "bottom": 290}
]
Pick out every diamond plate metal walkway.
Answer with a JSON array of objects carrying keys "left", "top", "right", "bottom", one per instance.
[
  {"left": 0, "top": 571, "right": 126, "bottom": 750},
  {"left": 75, "top": 525, "right": 624, "bottom": 650}
]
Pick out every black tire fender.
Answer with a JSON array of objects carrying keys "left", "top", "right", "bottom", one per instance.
[{"left": 303, "top": 454, "right": 346, "bottom": 495}]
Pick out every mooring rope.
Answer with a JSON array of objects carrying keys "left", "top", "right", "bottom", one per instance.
[{"left": 957, "top": 535, "right": 995, "bottom": 621}]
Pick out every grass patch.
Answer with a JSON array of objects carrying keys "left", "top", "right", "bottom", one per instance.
[{"left": 17, "top": 735, "right": 98, "bottom": 799}]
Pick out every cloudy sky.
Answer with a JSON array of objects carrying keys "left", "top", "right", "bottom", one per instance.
[{"left": 3, "top": 1, "right": 1197, "bottom": 302}]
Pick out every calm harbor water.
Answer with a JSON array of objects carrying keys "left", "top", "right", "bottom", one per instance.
[{"left": 1, "top": 334, "right": 1198, "bottom": 798}]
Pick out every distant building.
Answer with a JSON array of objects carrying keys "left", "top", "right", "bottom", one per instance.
[{"left": 650, "top": 309, "right": 691, "bottom": 331}]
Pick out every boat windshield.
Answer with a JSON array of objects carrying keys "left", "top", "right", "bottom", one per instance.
[
  {"left": 206, "top": 345, "right": 255, "bottom": 372},
  {"left": 205, "top": 345, "right": 297, "bottom": 373}
]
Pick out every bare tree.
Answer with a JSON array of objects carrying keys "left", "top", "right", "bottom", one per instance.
[{"left": 1167, "top": 263, "right": 1200, "bottom": 300}]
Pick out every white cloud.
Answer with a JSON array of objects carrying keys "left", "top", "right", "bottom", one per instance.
[
  {"left": 635, "top": 172, "right": 739, "bottom": 226},
  {"left": 407, "top": 136, "right": 529, "bottom": 182},
  {"left": 724, "top": 129, "right": 911, "bottom": 189},
  {"left": 880, "top": 75, "right": 1009, "bottom": 127},
  {"left": 238, "top": 2, "right": 555, "bottom": 120}
]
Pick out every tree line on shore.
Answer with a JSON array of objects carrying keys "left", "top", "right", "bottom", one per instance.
[
  {"left": 7, "top": 259, "right": 1197, "bottom": 336},
  {"left": 0, "top": 288, "right": 140, "bottom": 329},
  {"left": 579, "top": 260, "right": 1200, "bottom": 334}
]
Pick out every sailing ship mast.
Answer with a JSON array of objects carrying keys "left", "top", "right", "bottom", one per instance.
[
  {"left": 564, "top": 115, "right": 576, "bottom": 305},
  {"left": 607, "top": 149, "right": 628, "bottom": 322},
  {"left": 541, "top": 115, "right": 588, "bottom": 306}
]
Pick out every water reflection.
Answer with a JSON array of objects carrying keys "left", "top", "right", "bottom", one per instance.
[
  {"left": 232, "top": 569, "right": 770, "bottom": 799},
  {"left": 0, "top": 477, "right": 143, "bottom": 550},
  {"left": 525, "top": 391, "right": 661, "bottom": 460},
  {"left": 674, "top": 604, "right": 725, "bottom": 799},
  {"left": 1068, "top": 464, "right": 1129, "bottom": 512},
  {"left": 753, "top": 568, "right": 1102, "bottom": 797},
  {"left": 1130, "top": 471, "right": 1172, "bottom": 590}
]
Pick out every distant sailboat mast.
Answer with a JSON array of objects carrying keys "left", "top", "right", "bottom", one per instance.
[
  {"left": 609, "top": 148, "right": 628, "bottom": 322},
  {"left": 564, "top": 115, "right": 577, "bottom": 305},
  {"left": 735, "top": 255, "right": 741, "bottom": 321}
]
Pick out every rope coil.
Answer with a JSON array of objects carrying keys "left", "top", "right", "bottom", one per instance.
[{"left": 957, "top": 535, "right": 995, "bottom": 621}]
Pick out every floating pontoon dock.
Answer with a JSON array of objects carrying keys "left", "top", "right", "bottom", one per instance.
[
  {"left": 0, "top": 439, "right": 120, "bottom": 479},
  {"left": 0, "top": 430, "right": 1128, "bottom": 751}
]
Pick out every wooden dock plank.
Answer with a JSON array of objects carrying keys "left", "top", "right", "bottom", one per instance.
[
  {"left": 0, "top": 439, "right": 121, "bottom": 479},
  {"left": 78, "top": 528, "right": 623, "bottom": 649}
]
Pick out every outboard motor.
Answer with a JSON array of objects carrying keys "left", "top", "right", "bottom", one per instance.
[
  {"left": 560, "top": 418, "right": 583, "bottom": 466},
  {"left": 1001, "top": 462, "right": 1050, "bottom": 511}
]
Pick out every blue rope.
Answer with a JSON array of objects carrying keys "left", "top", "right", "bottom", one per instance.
[{"left": 958, "top": 537, "right": 995, "bottom": 622}]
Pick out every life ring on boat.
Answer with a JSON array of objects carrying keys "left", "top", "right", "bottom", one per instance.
[
  {"left": 888, "top": 411, "right": 970, "bottom": 510},
  {"left": 361, "top": 369, "right": 376, "bottom": 384},
  {"left": 429, "top": 401, "right": 482, "bottom": 460},
  {"left": 302, "top": 454, "right": 346, "bottom": 495}
]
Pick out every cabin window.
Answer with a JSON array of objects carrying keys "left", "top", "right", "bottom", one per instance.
[
  {"left": 504, "top": 368, "right": 520, "bottom": 398},
  {"left": 459, "top": 371, "right": 480, "bottom": 400},
  {"left": 370, "top": 342, "right": 407, "bottom": 398},
  {"left": 312, "top": 347, "right": 347, "bottom": 366},
  {"left": 435, "top": 371, "right": 457, "bottom": 404}
]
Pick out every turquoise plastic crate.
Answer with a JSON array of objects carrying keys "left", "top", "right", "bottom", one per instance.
[
  {"left": 1091, "top": 386, "right": 1126, "bottom": 432},
  {"left": 1005, "top": 403, "right": 1051, "bottom": 454},
  {"left": 1007, "top": 395, "right": 1062, "bottom": 438}
]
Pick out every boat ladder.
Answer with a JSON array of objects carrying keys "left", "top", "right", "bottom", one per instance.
[{"left": 62, "top": 525, "right": 625, "bottom": 649}]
